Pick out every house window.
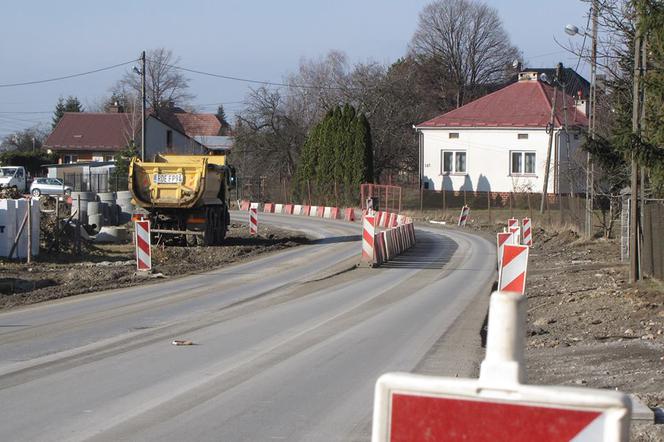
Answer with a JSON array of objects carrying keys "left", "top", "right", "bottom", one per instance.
[
  {"left": 449, "top": 132, "right": 459, "bottom": 139},
  {"left": 166, "top": 130, "right": 173, "bottom": 148},
  {"left": 510, "top": 151, "right": 536, "bottom": 175},
  {"left": 441, "top": 150, "right": 466, "bottom": 174},
  {"left": 63, "top": 155, "right": 78, "bottom": 164},
  {"left": 517, "top": 133, "right": 528, "bottom": 140}
]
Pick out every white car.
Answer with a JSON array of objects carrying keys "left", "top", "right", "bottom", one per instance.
[{"left": 30, "top": 178, "right": 73, "bottom": 197}]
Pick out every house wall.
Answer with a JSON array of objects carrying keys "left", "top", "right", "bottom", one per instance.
[
  {"left": 419, "top": 128, "right": 584, "bottom": 194},
  {"left": 145, "top": 117, "right": 205, "bottom": 160}
]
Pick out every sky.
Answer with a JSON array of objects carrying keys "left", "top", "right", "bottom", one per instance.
[{"left": 0, "top": 0, "right": 591, "bottom": 139}]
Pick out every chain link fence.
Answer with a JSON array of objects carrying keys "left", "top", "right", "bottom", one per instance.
[{"left": 63, "top": 172, "right": 128, "bottom": 193}]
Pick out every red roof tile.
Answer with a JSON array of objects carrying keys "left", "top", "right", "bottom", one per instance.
[
  {"left": 172, "top": 113, "right": 222, "bottom": 137},
  {"left": 416, "top": 80, "right": 588, "bottom": 129},
  {"left": 44, "top": 113, "right": 137, "bottom": 151}
]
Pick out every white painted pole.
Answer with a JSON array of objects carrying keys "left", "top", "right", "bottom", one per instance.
[{"left": 479, "top": 291, "right": 526, "bottom": 386}]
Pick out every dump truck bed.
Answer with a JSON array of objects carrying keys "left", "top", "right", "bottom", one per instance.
[{"left": 129, "top": 155, "right": 225, "bottom": 209}]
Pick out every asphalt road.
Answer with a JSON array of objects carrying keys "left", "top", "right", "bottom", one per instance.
[{"left": 0, "top": 213, "right": 495, "bottom": 442}]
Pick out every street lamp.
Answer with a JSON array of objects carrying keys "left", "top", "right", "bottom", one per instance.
[{"left": 565, "top": 4, "right": 597, "bottom": 239}]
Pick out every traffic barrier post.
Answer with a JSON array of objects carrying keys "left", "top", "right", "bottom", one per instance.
[
  {"left": 134, "top": 220, "right": 151, "bottom": 271},
  {"left": 457, "top": 205, "right": 469, "bottom": 227},
  {"left": 496, "top": 231, "right": 513, "bottom": 267},
  {"left": 360, "top": 215, "right": 375, "bottom": 267},
  {"left": 498, "top": 244, "right": 529, "bottom": 294},
  {"left": 522, "top": 217, "right": 533, "bottom": 246},
  {"left": 249, "top": 208, "right": 258, "bottom": 236}
]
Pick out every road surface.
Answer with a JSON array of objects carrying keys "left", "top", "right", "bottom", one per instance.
[{"left": 0, "top": 213, "right": 495, "bottom": 441}]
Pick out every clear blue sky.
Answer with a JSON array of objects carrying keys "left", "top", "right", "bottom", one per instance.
[{"left": 0, "top": 0, "right": 590, "bottom": 138}]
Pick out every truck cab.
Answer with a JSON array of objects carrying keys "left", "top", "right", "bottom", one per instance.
[{"left": 0, "top": 166, "right": 27, "bottom": 193}]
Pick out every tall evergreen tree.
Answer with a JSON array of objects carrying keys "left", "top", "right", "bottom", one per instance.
[
  {"left": 295, "top": 104, "right": 373, "bottom": 204},
  {"left": 52, "top": 96, "right": 83, "bottom": 128},
  {"left": 216, "top": 104, "right": 231, "bottom": 134}
]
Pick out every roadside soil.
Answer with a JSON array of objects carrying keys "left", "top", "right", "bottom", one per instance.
[
  {"left": 523, "top": 228, "right": 664, "bottom": 440},
  {"left": 0, "top": 222, "right": 307, "bottom": 311},
  {"left": 417, "top": 211, "right": 664, "bottom": 440}
]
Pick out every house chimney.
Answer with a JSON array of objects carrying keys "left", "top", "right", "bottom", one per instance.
[
  {"left": 574, "top": 90, "right": 588, "bottom": 115},
  {"left": 108, "top": 101, "right": 124, "bottom": 113},
  {"left": 518, "top": 71, "right": 539, "bottom": 82}
]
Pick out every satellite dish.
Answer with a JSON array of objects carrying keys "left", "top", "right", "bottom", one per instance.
[
  {"left": 539, "top": 73, "right": 550, "bottom": 84},
  {"left": 512, "top": 59, "right": 520, "bottom": 68}
]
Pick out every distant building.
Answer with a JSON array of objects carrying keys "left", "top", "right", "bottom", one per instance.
[
  {"left": 44, "top": 109, "right": 206, "bottom": 164},
  {"left": 414, "top": 71, "right": 588, "bottom": 195}
]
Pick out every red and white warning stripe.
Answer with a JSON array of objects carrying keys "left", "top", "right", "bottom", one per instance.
[
  {"left": 362, "top": 215, "right": 375, "bottom": 264},
  {"left": 249, "top": 208, "right": 258, "bottom": 235},
  {"left": 509, "top": 225, "right": 521, "bottom": 245},
  {"left": 134, "top": 220, "right": 151, "bottom": 271},
  {"left": 498, "top": 244, "right": 529, "bottom": 294},
  {"left": 508, "top": 217, "right": 518, "bottom": 228},
  {"left": 522, "top": 217, "right": 533, "bottom": 246},
  {"left": 496, "top": 231, "right": 513, "bottom": 267},
  {"left": 458, "top": 205, "right": 470, "bottom": 227}
]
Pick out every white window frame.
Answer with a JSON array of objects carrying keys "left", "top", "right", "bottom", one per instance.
[
  {"left": 441, "top": 150, "right": 467, "bottom": 175},
  {"left": 510, "top": 150, "right": 537, "bottom": 176}
]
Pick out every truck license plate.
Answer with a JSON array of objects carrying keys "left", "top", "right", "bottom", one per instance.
[{"left": 153, "top": 173, "right": 183, "bottom": 184}]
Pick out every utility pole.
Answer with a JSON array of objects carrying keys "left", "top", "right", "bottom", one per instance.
[
  {"left": 141, "top": 50, "right": 146, "bottom": 161},
  {"left": 540, "top": 63, "right": 561, "bottom": 214},
  {"left": 630, "top": 6, "right": 642, "bottom": 284},
  {"left": 585, "top": 0, "right": 598, "bottom": 237}
]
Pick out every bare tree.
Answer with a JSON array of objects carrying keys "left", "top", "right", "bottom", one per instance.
[
  {"left": 118, "top": 48, "right": 194, "bottom": 112},
  {"left": 409, "top": 0, "right": 521, "bottom": 107}
]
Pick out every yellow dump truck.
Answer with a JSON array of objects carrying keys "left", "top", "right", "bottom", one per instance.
[{"left": 128, "top": 154, "right": 235, "bottom": 246}]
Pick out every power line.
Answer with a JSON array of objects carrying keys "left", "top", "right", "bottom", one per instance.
[
  {"left": 0, "top": 59, "right": 138, "bottom": 88},
  {"left": 149, "top": 58, "right": 367, "bottom": 91}
]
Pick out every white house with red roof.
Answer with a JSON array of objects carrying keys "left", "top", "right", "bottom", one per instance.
[{"left": 414, "top": 72, "right": 588, "bottom": 195}]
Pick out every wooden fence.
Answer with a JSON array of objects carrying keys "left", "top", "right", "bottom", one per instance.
[{"left": 641, "top": 200, "right": 664, "bottom": 280}]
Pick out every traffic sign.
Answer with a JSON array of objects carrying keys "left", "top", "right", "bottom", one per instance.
[
  {"left": 373, "top": 373, "right": 630, "bottom": 442},
  {"left": 372, "top": 292, "right": 631, "bottom": 442}
]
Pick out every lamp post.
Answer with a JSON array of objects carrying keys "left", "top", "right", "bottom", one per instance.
[{"left": 565, "top": 1, "right": 597, "bottom": 238}]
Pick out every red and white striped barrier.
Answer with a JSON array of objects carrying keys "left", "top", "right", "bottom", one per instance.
[
  {"left": 365, "top": 220, "right": 416, "bottom": 267},
  {"left": 250, "top": 202, "right": 260, "bottom": 211},
  {"left": 274, "top": 203, "right": 283, "bottom": 214},
  {"left": 522, "top": 217, "right": 533, "bottom": 246},
  {"left": 316, "top": 206, "right": 325, "bottom": 217},
  {"left": 458, "top": 205, "right": 470, "bottom": 227},
  {"left": 498, "top": 244, "right": 529, "bottom": 294},
  {"left": 323, "top": 207, "right": 340, "bottom": 219},
  {"left": 240, "top": 200, "right": 250, "bottom": 211},
  {"left": 508, "top": 218, "right": 521, "bottom": 243},
  {"left": 263, "top": 202, "right": 274, "bottom": 213},
  {"left": 249, "top": 208, "right": 258, "bottom": 236},
  {"left": 360, "top": 215, "right": 376, "bottom": 266},
  {"left": 344, "top": 208, "right": 356, "bottom": 222},
  {"left": 284, "top": 204, "right": 294, "bottom": 215},
  {"left": 134, "top": 220, "right": 152, "bottom": 271},
  {"left": 302, "top": 205, "right": 311, "bottom": 216},
  {"left": 293, "top": 204, "right": 302, "bottom": 215},
  {"left": 309, "top": 206, "right": 318, "bottom": 217},
  {"left": 496, "top": 231, "right": 513, "bottom": 267},
  {"left": 509, "top": 225, "right": 521, "bottom": 245}
]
